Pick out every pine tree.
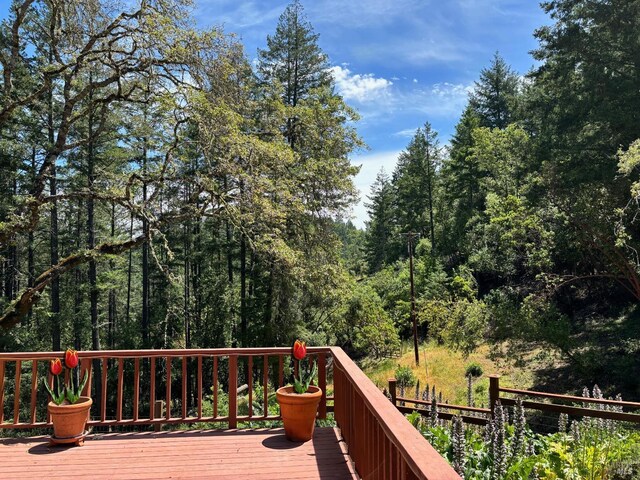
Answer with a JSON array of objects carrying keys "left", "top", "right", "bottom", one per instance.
[
  {"left": 365, "top": 170, "right": 395, "bottom": 273},
  {"left": 393, "top": 123, "right": 441, "bottom": 253},
  {"left": 469, "top": 52, "right": 520, "bottom": 129},
  {"left": 257, "top": 0, "right": 331, "bottom": 149}
]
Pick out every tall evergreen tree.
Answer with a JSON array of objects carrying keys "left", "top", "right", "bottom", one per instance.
[
  {"left": 255, "top": 0, "right": 361, "bottom": 343},
  {"left": 257, "top": 0, "right": 331, "bottom": 148},
  {"left": 393, "top": 123, "right": 441, "bottom": 253},
  {"left": 469, "top": 52, "right": 520, "bottom": 129},
  {"left": 365, "top": 170, "right": 395, "bottom": 273}
]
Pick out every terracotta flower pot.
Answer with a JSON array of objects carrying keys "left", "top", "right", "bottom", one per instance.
[
  {"left": 48, "top": 396, "right": 92, "bottom": 444},
  {"left": 276, "top": 385, "right": 322, "bottom": 442}
]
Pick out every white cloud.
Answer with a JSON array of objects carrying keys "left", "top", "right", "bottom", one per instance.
[
  {"left": 329, "top": 66, "right": 393, "bottom": 103},
  {"left": 394, "top": 128, "right": 418, "bottom": 138},
  {"left": 352, "top": 81, "right": 473, "bottom": 122}
]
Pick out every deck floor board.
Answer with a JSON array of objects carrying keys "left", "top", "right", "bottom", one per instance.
[{"left": 0, "top": 427, "right": 358, "bottom": 480}]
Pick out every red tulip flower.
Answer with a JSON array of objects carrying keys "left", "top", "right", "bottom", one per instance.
[
  {"left": 44, "top": 347, "right": 89, "bottom": 405},
  {"left": 292, "top": 340, "right": 307, "bottom": 360},
  {"left": 65, "top": 348, "right": 79, "bottom": 369},
  {"left": 50, "top": 358, "right": 63, "bottom": 376},
  {"left": 291, "top": 340, "right": 315, "bottom": 394}
]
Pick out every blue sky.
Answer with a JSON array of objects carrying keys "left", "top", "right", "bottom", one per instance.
[
  {"left": 0, "top": 0, "right": 549, "bottom": 227},
  {"left": 194, "top": 0, "right": 549, "bottom": 227}
]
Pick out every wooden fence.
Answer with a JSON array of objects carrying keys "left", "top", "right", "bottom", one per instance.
[{"left": 388, "top": 374, "right": 640, "bottom": 426}]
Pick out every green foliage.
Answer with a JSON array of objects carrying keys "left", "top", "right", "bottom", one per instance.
[
  {"left": 336, "top": 282, "right": 400, "bottom": 358},
  {"left": 394, "top": 365, "right": 416, "bottom": 388},
  {"left": 293, "top": 358, "right": 317, "bottom": 394},
  {"left": 469, "top": 52, "right": 521, "bottom": 129},
  {"left": 421, "top": 298, "right": 489, "bottom": 356},
  {"left": 365, "top": 170, "right": 396, "bottom": 273},
  {"left": 468, "top": 193, "right": 554, "bottom": 279},
  {"left": 413, "top": 406, "right": 640, "bottom": 480},
  {"left": 465, "top": 363, "right": 483, "bottom": 378}
]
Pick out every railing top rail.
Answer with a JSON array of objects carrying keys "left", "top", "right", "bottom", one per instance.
[
  {"left": 500, "top": 386, "right": 640, "bottom": 409},
  {"left": 330, "top": 347, "right": 460, "bottom": 480},
  {"left": 0, "top": 347, "right": 332, "bottom": 361},
  {"left": 396, "top": 396, "right": 491, "bottom": 414}
]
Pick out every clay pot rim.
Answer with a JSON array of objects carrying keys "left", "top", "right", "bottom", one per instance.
[
  {"left": 47, "top": 396, "right": 93, "bottom": 411},
  {"left": 276, "top": 385, "right": 322, "bottom": 398}
]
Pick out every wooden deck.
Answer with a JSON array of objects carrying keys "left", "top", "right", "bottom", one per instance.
[{"left": 0, "top": 427, "right": 358, "bottom": 480}]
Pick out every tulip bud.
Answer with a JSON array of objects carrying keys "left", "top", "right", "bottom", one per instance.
[
  {"left": 50, "top": 358, "right": 63, "bottom": 376},
  {"left": 65, "top": 348, "right": 79, "bottom": 369},
  {"left": 292, "top": 340, "right": 307, "bottom": 360}
]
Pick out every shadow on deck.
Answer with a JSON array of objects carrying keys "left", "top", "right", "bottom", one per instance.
[{"left": 0, "top": 427, "right": 357, "bottom": 480}]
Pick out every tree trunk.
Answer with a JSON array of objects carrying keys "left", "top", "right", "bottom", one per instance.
[
  {"left": 240, "top": 233, "right": 247, "bottom": 346},
  {"left": 126, "top": 212, "right": 133, "bottom": 325},
  {"left": 74, "top": 200, "right": 83, "bottom": 349},
  {"left": 142, "top": 135, "right": 150, "bottom": 347},
  {"left": 108, "top": 202, "right": 117, "bottom": 348},
  {"left": 49, "top": 106, "right": 60, "bottom": 352},
  {"left": 87, "top": 77, "right": 100, "bottom": 356}
]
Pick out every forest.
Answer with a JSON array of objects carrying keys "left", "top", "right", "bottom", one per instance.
[{"left": 1, "top": 0, "right": 640, "bottom": 400}]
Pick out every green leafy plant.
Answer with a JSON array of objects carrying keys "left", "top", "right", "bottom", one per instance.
[
  {"left": 394, "top": 365, "right": 416, "bottom": 388},
  {"left": 291, "top": 340, "right": 318, "bottom": 394}
]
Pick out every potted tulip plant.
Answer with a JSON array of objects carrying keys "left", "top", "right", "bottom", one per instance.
[
  {"left": 43, "top": 348, "right": 92, "bottom": 445},
  {"left": 276, "top": 340, "right": 321, "bottom": 442}
]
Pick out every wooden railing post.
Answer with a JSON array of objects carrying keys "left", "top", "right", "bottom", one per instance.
[
  {"left": 228, "top": 355, "right": 238, "bottom": 429},
  {"left": 388, "top": 378, "right": 397, "bottom": 405},
  {"left": 489, "top": 374, "right": 500, "bottom": 413},
  {"left": 154, "top": 400, "right": 164, "bottom": 431}
]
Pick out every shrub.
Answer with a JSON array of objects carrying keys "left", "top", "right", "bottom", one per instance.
[
  {"left": 465, "top": 362, "right": 484, "bottom": 378},
  {"left": 394, "top": 365, "right": 416, "bottom": 388}
]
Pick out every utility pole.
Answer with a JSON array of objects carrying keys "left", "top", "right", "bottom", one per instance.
[{"left": 407, "top": 232, "right": 419, "bottom": 365}]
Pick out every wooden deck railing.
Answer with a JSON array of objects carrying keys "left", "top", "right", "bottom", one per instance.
[
  {"left": 489, "top": 375, "right": 640, "bottom": 424},
  {"left": 0, "top": 347, "right": 460, "bottom": 480},
  {"left": 386, "top": 375, "right": 640, "bottom": 427},
  {"left": 332, "top": 348, "right": 460, "bottom": 480},
  {"left": 0, "top": 348, "right": 329, "bottom": 429},
  {"left": 389, "top": 377, "right": 491, "bottom": 426}
]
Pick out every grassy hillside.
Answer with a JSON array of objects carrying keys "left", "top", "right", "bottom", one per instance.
[{"left": 362, "top": 341, "right": 542, "bottom": 406}]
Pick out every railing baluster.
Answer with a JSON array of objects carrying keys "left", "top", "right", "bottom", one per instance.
[
  {"left": 165, "top": 356, "right": 172, "bottom": 420},
  {"left": 228, "top": 355, "right": 237, "bottom": 428},
  {"left": 247, "top": 356, "right": 253, "bottom": 418},
  {"left": 213, "top": 356, "right": 218, "bottom": 418},
  {"left": 197, "top": 356, "right": 202, "bottom": 419},
  {"left": 80, "top": 358, "right": 92, "bottom": 396},
  {"left": 150, "top": 357, "right": 156, "bottom": 420},
  {"left": 181, "top": 356, "right": 187, "bottom": 419},
  {"left": 133, "top": 358, "right": 140, "bottom": 421},
  {"left": 46, "top": 372, "right": 53, "bottom": 423},
  {"left": 263, "top": 355, "right": 268, "bottom": 417},
  {"left": 116, "top": 358, "right": 124, "bottom": 422},
  {"left": 318, "top": 352, "right": 326, "bottom": 419},
  {"left": 278, "top": 355, "right": 283, "bottom": 387},
  {"left": 0, "top": 360, "right": 5, "bottom": 424},
  {"left": 101, "top": 358, "right": 108, "bottom": 422},
  {"left": 29, "top": 360, "right": 38, "bottom": 424},
  {"left": 13, "top": 360, "right": 21, "bottom": 424}
]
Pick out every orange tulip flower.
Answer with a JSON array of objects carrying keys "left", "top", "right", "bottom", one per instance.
[
  {"left": 50, "top": 358, "right": 63, "bottom": 376},
  {"left": 292, "top": 340, "right": 307, "bottom": 360},
  {"left": 65, "top": 348, "right": 79, "bottom": 369}
]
